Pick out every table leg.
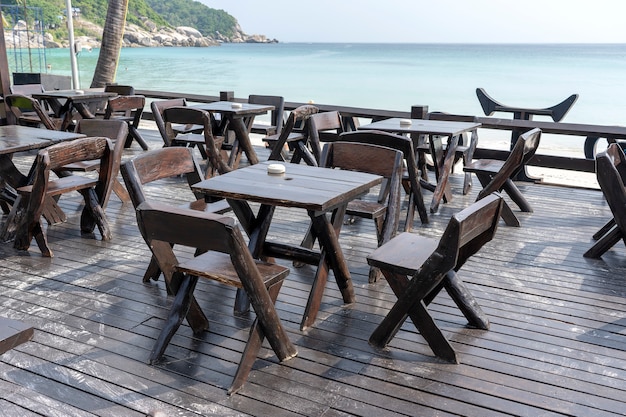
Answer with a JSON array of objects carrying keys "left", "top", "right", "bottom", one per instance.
[
  {"left": 301, "top": 206, "right": 354, "bottom": 330},
  {"left": 430, "top": 135, "right": 458, "bottom": 213},
  {"left": 229, "top": 200, "right": 275, "bottom": 314},
  {"left": 228, "top": 116, "right": 259, "bottom": 168}
]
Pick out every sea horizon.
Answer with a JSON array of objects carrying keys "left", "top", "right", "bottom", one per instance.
[{"left": 13, "top": 42, "right": 626, "bottom": 160}]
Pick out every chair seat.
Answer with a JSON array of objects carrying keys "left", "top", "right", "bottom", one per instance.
[
  {"left": 346, "top": 200, "right": 387, "bottom": 219},
  {"left": 61, "top": 160, "right": 100, "bottom": 172},
  {"left": 18, "top": 176, "right": 98, "bottom": 197},
  {"left": 463, "top": 159, "right": 504, "bottom": 174},
  {"left": 262, "top": 131, "right": 304, "bottom": 144},
  {"left": 185, "top": 199, "right": 231, "bottom": 214},
  {"left": 367, "top": 232, "right": 439, "bottom": 276},
  {"left": 171, "top": 133, "right": 206, "bottom": 145},
  {"left": 251, "top": 123, "right": 278, "bottom": 136},
  {"left": 176, "top": 250, "right": 290, "bottom": 289},
  {"left": 173, "top": 123, "right": 204, "bottom": 135}
]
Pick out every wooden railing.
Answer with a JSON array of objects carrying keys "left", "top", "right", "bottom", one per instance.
[{"left": 136, "top": 89, "right": 626, "bottom": 175}]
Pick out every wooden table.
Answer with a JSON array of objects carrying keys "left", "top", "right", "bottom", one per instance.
[
  {"left": 191, "top": 101, "right": 273, "bottom": 168},
  {"left": 32, "top": 89, "right": 117, "bottom": 131},
  {"left": 0, "top": 125, "right": 85, "bottom": 240},
  {"left": 358, "top": 118, "right": 481, "bottom": 213},
  {"left": 192, "top": 161, "right": 382, "bottom": 330}
]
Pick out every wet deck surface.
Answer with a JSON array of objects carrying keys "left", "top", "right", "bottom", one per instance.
[{"left": 1, "top": 130, "right": 625, "bottom": 416}]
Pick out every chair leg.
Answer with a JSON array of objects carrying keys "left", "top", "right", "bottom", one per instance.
[
  {"left": 371, "top": 267, "right": 458, "bottom": 362},
  {"left": 149, "top": 274, "right": 201, "bottom": 364},
  {"left": 443, "top": 271, "right": 489, "bottom": 330},
  {"left": 112, "top": 178, "right": 131, "bottom": 204},
  {"left": 79, "top": 189, "right": 112, "bottom": 240},
  {"left": 463, "top": 172, "right": 473, "bottom": 195},
  {"left": 503, "top": 179, "right": 532, "bottom": 212},
  {"left": 229, "top": 281, "right": 278, "bottom": 395},
  {"left": 593, "top": 219, "right": 616, "bottom": 240},
  {"left": 500, "top": 200, "right": 521, "bottom": 227},
  {"left": 369, "top": 297, "right": 458, "bottom": 363},
  {"left": 143, "top": 256, "right": 162, "bottom": 282},
  {"left": 584, "top": 226, "right": 623, "bottom": 258},
  {"left": 126, "top": 126, "right": 149, "bottom": 150}
]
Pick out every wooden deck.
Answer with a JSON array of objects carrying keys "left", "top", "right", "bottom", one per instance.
[{"left": 1, "top": 130, "right": 626, "bottom": 417}]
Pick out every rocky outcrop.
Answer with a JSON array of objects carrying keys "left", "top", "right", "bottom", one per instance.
[{"left": 4, "top": 17, "right": 277, "bottom": 50}]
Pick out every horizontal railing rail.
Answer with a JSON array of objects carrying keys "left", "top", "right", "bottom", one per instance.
[{"left": 136, "top": 89, "right": 626, "bottom": 175}]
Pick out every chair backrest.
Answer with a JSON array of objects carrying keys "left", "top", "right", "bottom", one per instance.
[
  {"left": 248, "top": 94, "right": 285, "bottom": 132},
  {"left": 321, "top": 141, "right": 403, "bottom": 181},
  {"left": 75, "top": 119, "right": 129, "bottom": 207},
  {"left": 121, "top": 147, "right": 205, "bottom": 209},
  {"left": 596, "top": 143, "right": 626, "bottom": 237},
  {"left": 105, "top": 84, "right": 135, "bottom": 95},
  {"left": 338, "top": 129, "right": 418, "bottom": 182},
  {"left": 477, "top": 128, "right": 541, "bottom": 200},
  {"left": 162, "top": 106, "right": 229, "bottom": 176},
  {"left": 321, "top": 141, "right": 404, "bottom": 240},
  {"left": 307, "top": 111, "right": 343, "bottom": 163},
  {"left": 267, "top": 104, "right": 319, "bottom": 162},
  {"left": 28, "top": 137, "right": 114, "bottom": 213},
  {"left": 136, "top": 200, "right": 237, "bottom": 256},
  {"left": 150, "top": 98, "right": 187, "bottom": 146},
  {"left": 437, "top": 193, "right": 503, "bottom": 273},
  {"left": 4, "top": 94, "right": 58, "bottom": 130},
  {"left": 104, "top": 95, "right": 145, "bottom": 124},
  {"left": 75, "top": 118, "right": 128, "bottom": 142}
]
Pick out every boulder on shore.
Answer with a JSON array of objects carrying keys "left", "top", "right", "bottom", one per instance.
[{"left": 4, "top": 17, "right": 277, "bottom": 49}]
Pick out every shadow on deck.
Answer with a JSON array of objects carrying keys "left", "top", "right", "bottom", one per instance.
[{"left": 1, "top": 129, "right": 625, "bottom": 416}]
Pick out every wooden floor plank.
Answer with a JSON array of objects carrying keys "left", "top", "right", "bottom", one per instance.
[{"left": 2, "top": 129, "right": 626, "bottom": 416}]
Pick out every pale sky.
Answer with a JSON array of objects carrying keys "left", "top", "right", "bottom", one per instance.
[{"left": 199, "top": 0, "right": 626, "bottom": 43}]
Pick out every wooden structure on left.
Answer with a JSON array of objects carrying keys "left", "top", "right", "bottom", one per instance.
[{"left": 0, "top": 317, "right": 33, "bottom": 355}]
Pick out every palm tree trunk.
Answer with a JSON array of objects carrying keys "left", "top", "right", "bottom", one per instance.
[{"left": 90, "top": 0, "right": 128, "bottom": 88}]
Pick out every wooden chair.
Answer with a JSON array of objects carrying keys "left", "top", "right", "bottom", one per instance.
[
  {"left": 463, "top": 128, "right": 542, "bottom": 227},
  {"left": 13, "top": 136, "right": 115, "bottom": 257},
  {"left": 150, "top": 98, "right": 205, "bottom": 149},
  {"left": 94, "top": 84, "right": 136, "bottom": 115},
  {"left": 121, "top": 146, "right": 231, "bottom": 282},
  {"left": 265, "top": 105, "right": 318, "bottom": 162},
  {"left": 426, "top": 113, "right": 480, "bottom": 195},
  {"left": 4, "top": 94, "right": 63, "bottom": 130},
  {"left": 135, "top": 200, "right": 297, "bottom": 394},
  {"left": 56, "top": 119, "right": 130, "bottom": 206},
  {"left": 367, "top": 193, "right": 503, "bottom": 363},
  {"left": 162, "top": 106, "right": 229, "bottom": 178},
  {"left": 589, "top": 143, "right": 626, "bottom": 243},
  {"left": 304, "top": 110, "right": 344, "bottom": 165},
  {"left": 338, "top": 130, "right": 429, "bottom": 228},
  {"left": 103, "top": 95, "right": 148, "bottom": 150},
  {"left": 584, "top": 143, "right": 626, "bottom": 258},
  {"left": 321, "top": 141, "right": 404, "bottom": 282},
  {"left": 247, "top": 94, "right": 285, "bottom": 136}
]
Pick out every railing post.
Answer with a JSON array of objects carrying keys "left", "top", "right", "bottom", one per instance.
[
  {"left": 220, "top": 91, "right": 235, "bottom": 101},
  {"left": 411, "top": 105, "right": 429, "bottom": 119}
]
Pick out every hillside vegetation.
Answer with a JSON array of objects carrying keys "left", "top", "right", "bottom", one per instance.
[{"left": 1, "top": 0, "right": 237, "bottom": 40}]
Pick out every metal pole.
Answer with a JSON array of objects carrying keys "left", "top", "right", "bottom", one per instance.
[{"left": 65, "top": 0, "right": 80, "bottom": 88}]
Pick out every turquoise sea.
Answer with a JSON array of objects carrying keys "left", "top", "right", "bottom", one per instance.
[{"left": 24, "top": 43, "right": 626, "bottom": 154}]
